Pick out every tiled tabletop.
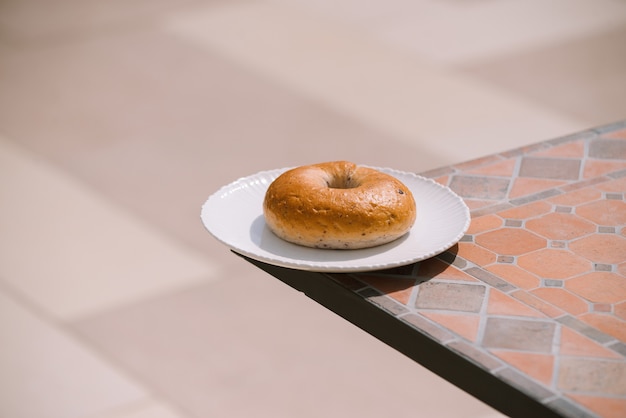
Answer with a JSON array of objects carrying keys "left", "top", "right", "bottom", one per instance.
[{"left": 242, "top": 121, "right": 626, "bottom": 418}]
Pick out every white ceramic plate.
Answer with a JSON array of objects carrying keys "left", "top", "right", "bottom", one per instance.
[{"left": 201, "top": 167, "right": 470, "bottom": 272}]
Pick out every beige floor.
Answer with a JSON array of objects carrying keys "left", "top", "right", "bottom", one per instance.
[{"left": 1, "top": 1, "right": 625, "bottom": 417}]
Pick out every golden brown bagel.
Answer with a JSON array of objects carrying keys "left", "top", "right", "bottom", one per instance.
[{"left": 263, "top": 161, "right": 416, "bottom": 249}]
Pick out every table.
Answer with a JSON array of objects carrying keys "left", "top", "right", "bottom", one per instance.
[{"left": 238, "top": 121, "right": 626, "bottom": 418}]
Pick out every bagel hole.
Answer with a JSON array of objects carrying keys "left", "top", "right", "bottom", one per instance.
[{"left": 327, "top": 174, "right": 360, "bottom": 189}]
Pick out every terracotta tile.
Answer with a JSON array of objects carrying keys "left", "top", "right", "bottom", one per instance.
[
  {"left": 495, "top": 367, "right": 555, "bottom": 403},
  {"left": 482, "top": 317, "right": 556, "bottom": 352},
  {"left": 548, "top": 187, "right": 602, "bottom": 206},
  {"left": 530, "top": 288, "right": 589, "bottom": 316},
  {"left": 432, "top": 175, "right": 450, "bottom": 186},
  {"left": 464, "top": 199, "right": 496, "bottom": 211},
  {"left": 615, "top": 301, "right": 626, "bottom": 321},
  {"left": 471, "top": 203, "right": 515, "bottom": 218},
  {"left": 497, "top": 201, "right": 552, "bottom": 220},
  {"left": 567, "top": 394, "right": 626, "bottom": 418},
  {"left": 402, "top": 314, "right": 456, "bottom": 345},
  {"left": 602, "top": 128, "right": 626, "bottom": 139},
  {"left": 531, "top": 140, "right": 585, "bottom": 158},
  {"left": 583, "top": 159, "right": 626, "bottom": 178},
  {"left": 487, "top": 289, "right": 544, "bottom": 318},
  {"left": 497, "top": 255, "right": 516, "bottom": 264},
  {"left": 355, "top": 276, "right": 414, "bottom": 305},
  {"left": 490, "top": 351, "right": 554, "bottom": 386},
  {"left": 525, "top": 212, "right": 596, "bottom": 240},
  {"left": 446, "top": 341, "right": 504, "bottom": 372},
  {"left": 467, "top": 158, "right": 517, "bottom": 177},
  {"left": 560, "top": 327, "right": 622, "bottom": 359},
  {"left": 544, "top": 397, "right": 596, "bottom": 418},
  {"left": 504, "top": 219, "right": 523, "bottom": 227},
  {"left": 589, "top": 137, "right": 626, "bottom": 159},
  {"left": 569, "top": 235, "right": 626, "bottom": 264},
  {"left": 559, "top": 176, "right": 609, "bottom": 194},
  {"left": 437, "top": 248, "right": 467, "bottom": 269},
  {"left": 517, "top": 249, "right": 592, "bottom": 279},
  {"left": 502, "top": 142, "right": 554, "bottom": 158},
  {"left": 486, "top": 264, "right": 540, "bottom": 290},
  {"left": 421, "top": 167, "right": 453, "bottom": 180},
  {"left": 509, "top": 177, "right": 567, "bottom": 199},
  {"left": 420, "top": 312, "right": 480, "bottom": 342},
  {"left": 466, "top": 214, "right": 502, "bottom": 235},
  {"left": 566, "top": 272, "right": 626, "bottom": 304},
  {"left": 415, "top": 282, "right": 486, "bottom": 313},
  {"left": 557, "top": 315, "right": 616, "bottom": 345},
  {"left": 579, "top": 313, "right": 626, "bottom": 342},
  {"left": 416, "top": 258, "right": 478, "bottom": 283},
  {"left": 558, "top": 358, "right": 626, "bottom": 396},
  {"left": 454, "top": 155, "right": 503, "bottom": 171},
  {"left": 465, "top": 267, "right": 516, "bottom": 292},
  {"left": 516, "top": 192, "right": 570, "bottom": 209},
  {"left": 457, "top": 242, "right": 498, "bottom": 266},
  {"left": 593, "top": 303, "right": 612, "bottom": 313},
  {"left": 576, "top": 200, "right": 626, "bottom": 226},
  {"left": 362, "top": 289, "right": 410, "bottom": 316},
  {"left": 448, "top": 175, "right": 510, "bottom": 200},
  {"left": 596, "top": 176, "right": 626, "bottom": 193},
  {"left": 475, "top": 228, "right": 546, "bottom": 256},
  {"left": 519, "top": 157, "right": 581, "bottom": 180},
  {"left": 553, "top": 206, "right": 574, "bottom": 214}
]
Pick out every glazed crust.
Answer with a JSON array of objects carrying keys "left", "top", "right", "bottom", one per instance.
[{"left": 263, "top": 161, "right": 416, "bottom": 249}]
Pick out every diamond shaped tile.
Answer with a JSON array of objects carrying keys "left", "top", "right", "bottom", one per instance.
[
  {"left": 415, "top": 282, "right": 486, "bottom": 312},
  {"left": 482, "top": 318, "right": 555, "bottom": 352},
  {"left": 420, "top": 312, "right": 480, "bottom": 342},
  {"left": 519, "top": 157, "right": 581, "bottom": 180},
  {"left": 589, "top": 137, "right": 626, "bottom": 159},
  {"left": 449, "top": 175, "right": 510, "bottom": 200},
  {"left": 491, "top": 351, "right": 554, "bottom": 385},
  {"left": 559, "top": 327, "right": 622, "bottom": 359},
  {"left": 558, "top": 358, "right": 626, "bottom": 396}
]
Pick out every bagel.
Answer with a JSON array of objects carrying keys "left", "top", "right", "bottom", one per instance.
[{"left": 263, "top": 161, "right": 416, "bottom": 249}]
